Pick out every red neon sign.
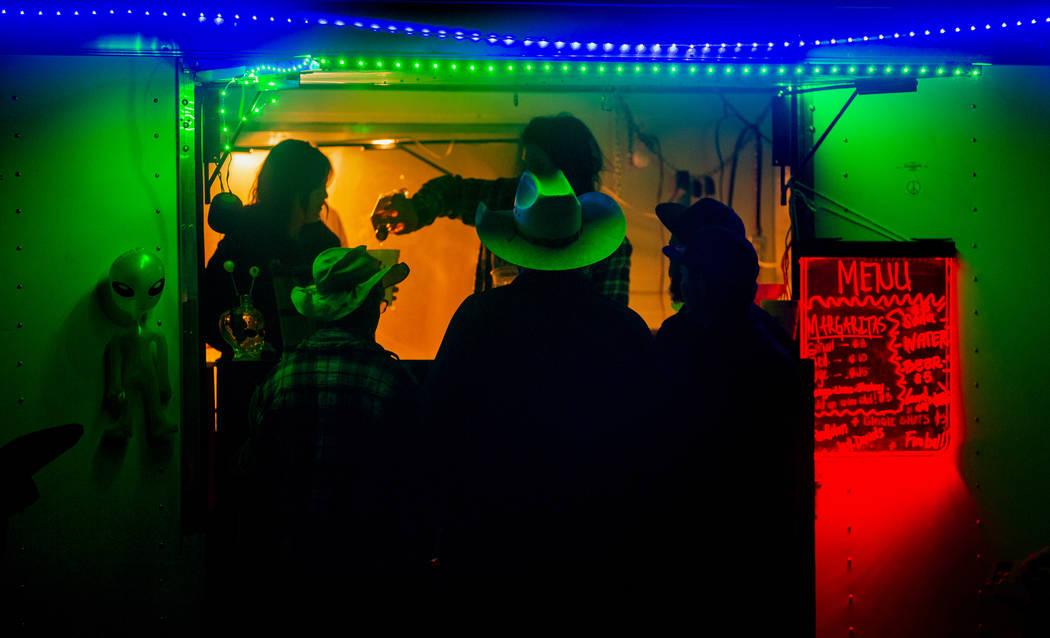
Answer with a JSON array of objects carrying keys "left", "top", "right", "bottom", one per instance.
[{"left": 800, "top": 256, "right": 951, "bottom": 454}]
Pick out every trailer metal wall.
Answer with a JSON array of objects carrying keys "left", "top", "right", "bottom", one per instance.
[
  {"left": 807, "top": 65, "right": 1050, "bottom": 637},
  {"left": 0, "top": 54, "right": 203, "bottom": 636}
]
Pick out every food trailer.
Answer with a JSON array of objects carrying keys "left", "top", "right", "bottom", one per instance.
[{"left": 2, "top": 3, "right": 1049, "bottom": 635}]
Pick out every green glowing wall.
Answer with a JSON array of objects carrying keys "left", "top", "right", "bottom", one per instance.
[
  {"left": 806, "top": 65, "right": 1050, "bottom": 637},
  {"left": 0, "top": 55, "right": 202, "bottom": 634}
]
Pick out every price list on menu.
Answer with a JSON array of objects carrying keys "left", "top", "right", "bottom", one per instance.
[{"left": 799, "top": 254, "right": 952, "bottom": 454}]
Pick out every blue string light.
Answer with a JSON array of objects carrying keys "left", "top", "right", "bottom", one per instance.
[{"left": 0, "top": 7, "right": 1045, "bottom": 58}]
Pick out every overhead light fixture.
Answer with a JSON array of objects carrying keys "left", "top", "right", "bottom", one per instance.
[{"left": 370, "top": 138, "right": 397, "bottom": 149}]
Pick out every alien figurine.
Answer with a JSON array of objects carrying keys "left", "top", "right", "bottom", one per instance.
[{"left": 96, "top": 248, "right": 177, "bottom": 442}]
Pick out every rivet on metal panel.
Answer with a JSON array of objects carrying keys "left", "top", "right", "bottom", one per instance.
[
  {"left": 154, "top": 173, "right": 160, "bottom": 178},
  {"left": 970, "top": 103, "right": 977, "bottom": 109},
  {"left": 972, "top": 207, "right": 978, "bottom": 212},
  {"left": 17, "top": 322, "right": 23, "bottom": 328},
  {"left": 154, "top": 98, "right": 159, "bottom": 103},
  {"left": 847, "top": 525, "right": 851, "bottom": 534},
  {"left": 976, "top": 519, "right": 982, "bottom": 526},
  {"left": 15, "top": 171, "right": 22, "bottom": 177},
  {"left": 156, "top": 247, "right": 161, "bottom": 252},
  {"left": 155, "top": 209, "right": 161, "bottom": 214},
  {"left": 973, "top": 276, "right": 978, "bottom": 282},
  {"left": 15, "top": 208, "right": 22, "bottom": 214},
  {"left": 159, "top": 504, "right": 165, "bottom": 511},
  {"left": 972, "top": 137, "right": 977, "bottom": 143},
  {"left": 157, "top": 321, "right": 162, "bottom": 327},
  {"left": 16, "top": 284, "right": 22, "bottom": 289},
  {"left": 972, "top": 172, "right": 977, "bottom": 178},
  {"left": 17, "top": 361, "right": 23, "bottom": 366},
  {"left": 18, "top": 396, "right": 24, "bottom": 403},
  {"left": 182, "top": 145, "right": 189, "bottom": 152},
  {"left": 16, "top": 245, "right": 21, "bottom": 251},
  {"left": 843, "top": 173, "right": 848, "bottom": 178},
  {"left": 843, "top": 138, "right": 848, "bottom": 143},
  {"left": 182, "top": 98, "right": 189, "bottom": 106},
  {"left": 972, "top": 242, "right": 977, "bottom": 248},
  {"left": 973, "top": 309, "right": 979, "bottom": 315},
  {"left": 154, "top": 133, "right": 160, "bottom": 138},
  {"left": 975, "top": 381, "right": 979, "bottom": 388},
  {"left": 808, "top": 125, "right": 816, "bottom": 132},
  {"left": 14, "top": 132, "right": 21, "bottom": 138},
  {"left": 11, "top": 95, "right": 18, "bottom": 100},
  {"left": 809, "top": 105, "right": 816, "bottom": 112}
]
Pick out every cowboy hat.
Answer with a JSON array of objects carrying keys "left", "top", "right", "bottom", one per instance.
[
  {"left": 291, "top": 246, "right": 409, "bottom": 322},
  {"left": 475, "top": 170, "right": 625, "bottom": 271}
]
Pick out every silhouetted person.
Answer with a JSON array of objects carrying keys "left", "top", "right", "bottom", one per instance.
[
  {"left": 422, "top": 170, "right": 653, "bottom": 599},
  {"left": 657, "top": 197, "right": 795, "bottom": 354},
  {"left": 202, "top": 139, "right": 340, "bottom": 357},
  {"left": 231, "top": 246, "right": 422, "bottom": 617},
  {"left": 649, "top": 217, "right": 804, "bottom": 621},
  {"left": 371, "top": 113, "right": 633, "bottom": 303}
]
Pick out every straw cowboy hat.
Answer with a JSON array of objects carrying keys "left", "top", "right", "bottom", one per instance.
[
  {"left": 475, "top": 170, "right": 625, "bottom": 271},
  {"left": 291, "top": 246, "right": 409, "bottom": 322}
]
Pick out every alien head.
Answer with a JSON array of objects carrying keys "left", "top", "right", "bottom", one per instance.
[{"left": 98, "top": 248, "right": 165, "bottom": 326}]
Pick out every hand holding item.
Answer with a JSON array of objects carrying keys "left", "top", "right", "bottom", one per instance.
[{"left": 371, "top": 189, "right": 419, "bottom": 239}]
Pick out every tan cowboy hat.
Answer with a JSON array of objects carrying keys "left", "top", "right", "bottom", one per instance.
[
  {"left": 291, "top": 246, "right": 409, "bottom": 322},
  {"left": 475, "top": 170, "right": 625, "bottom": 271}
]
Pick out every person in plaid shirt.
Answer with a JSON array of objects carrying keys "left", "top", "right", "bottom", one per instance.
[
  {"left": 371, "top": 113, "right": 632, "bottom": 304},
  {"left": 234, "top": 246, "right": 426, "bottom": 603}
]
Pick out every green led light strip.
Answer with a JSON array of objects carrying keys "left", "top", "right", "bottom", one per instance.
[{"left": 312, "top": 57, "right": 982, "bottom": 80}]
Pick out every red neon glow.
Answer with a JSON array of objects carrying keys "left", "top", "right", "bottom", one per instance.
[{"left": 800, "top": 257, "right": 951, "bottom": 454}]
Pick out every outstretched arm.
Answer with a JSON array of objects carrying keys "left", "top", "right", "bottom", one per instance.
[{"left": 372, "top": 175, "right": 519, "bottom": 234}]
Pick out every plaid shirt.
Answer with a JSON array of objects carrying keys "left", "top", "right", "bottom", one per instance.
[
  {"left": 238, "top": 327, "right": 422, "bottom": 575},
  {"left": 413, "top": 174, "right": 632, "bottom": 305}
]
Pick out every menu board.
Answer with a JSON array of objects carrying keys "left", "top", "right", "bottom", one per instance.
[{"left": 799, "top": 256, "right": 951, "bottom": 454}]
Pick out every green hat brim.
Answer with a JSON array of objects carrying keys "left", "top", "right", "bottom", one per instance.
[
  {"left": 476, "top": 192, "right": 626, "bottom": 271},
  {"left": 291, "top": 262, "right": 408, "bottom": 322}
]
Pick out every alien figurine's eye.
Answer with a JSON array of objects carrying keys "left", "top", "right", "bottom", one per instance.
[
  {"left": 148, "top": 278, "right": 165, "bottom": 296},
  {"left": 112, "top": 281, "right": 135, "bottom": 298}
]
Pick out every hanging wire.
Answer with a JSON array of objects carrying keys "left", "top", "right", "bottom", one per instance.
[{"left": 789, "top": 180, "right": 909, "bottom": 241}]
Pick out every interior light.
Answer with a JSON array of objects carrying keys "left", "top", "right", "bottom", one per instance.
[
  {"left": 760, "top": 66, "right": 768, "bottom": 74},
  {"left": 371, "top": 139, "right": 397, "bottom": 149},
  {"left": 831, "top": 66, "right": 839, "bottom": 74}
]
